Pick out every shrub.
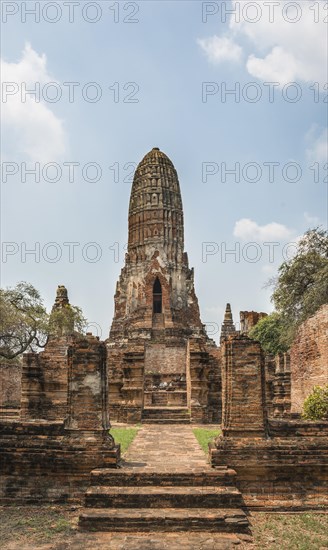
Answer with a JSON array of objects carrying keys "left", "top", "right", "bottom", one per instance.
[{"left": 302, "top": 385, "right": 328, "bottom": 421}]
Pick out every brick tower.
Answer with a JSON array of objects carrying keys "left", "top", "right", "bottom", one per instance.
[{"left": 107, "top": 148, "right": 221, "bottom": 423}]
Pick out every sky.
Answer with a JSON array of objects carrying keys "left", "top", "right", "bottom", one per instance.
[{"left": 1, "top": 0, "right": 327, "bottom": 343}]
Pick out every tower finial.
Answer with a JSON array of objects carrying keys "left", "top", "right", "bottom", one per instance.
[{"left": 220, "top": 303, "right": 236, "bottom": 344}]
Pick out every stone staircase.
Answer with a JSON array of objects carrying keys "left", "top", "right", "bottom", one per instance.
[
  {"left": 142, "top": 405, "right": 191, "bottom": 423},
  {"left": 79, "top": 467, "right": 250, "bottom": 533}
]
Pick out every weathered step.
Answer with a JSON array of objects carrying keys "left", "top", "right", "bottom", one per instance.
[
  {"left": 142, "top": 418, "right": 191, "bottom": 424},
  {"left": 85, "top": 485, "right": 243, "bottom": 508},
  {"left": 79, "top": 507, "right": 250, "bottom": 533},
  {"left": 142, "top": 406, "right": 191, "bottom": 423},
  {"left": 143, "top": 406, "right": 190, "bottom": 416},
  {"left": 90, "top": 468, "right": 237, "bottom": 487}
]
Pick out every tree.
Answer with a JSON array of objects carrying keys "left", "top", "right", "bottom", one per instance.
[
  {"left": 0, "top": 282, "right": 86, "bottom": 360},
  {"left": 270, "top": 227, "right": 328, "bottom": 346},
  {"left": 248, "top": 312, "right": 288, "bottom": 355},
  {"left": 302, "top": 385, "right": 328, "bottom": 421}
]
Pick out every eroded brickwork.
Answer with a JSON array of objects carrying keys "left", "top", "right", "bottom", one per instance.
[
  {"left": 221, "top": 334, "right": 267, "bottom": 437},
  {"left": 20, "top": 336, "right": 72, "bottom": 421},
  {"left": 290, "top": 304, "right": 328, "bottom": 413},
  {"left": 0, "top": 332, "right": 120, "bottom": 503},
  {"left": 240, "top": 311, "right": 267, "bottom": 335},
  {"left": 107, "top": 148, "right": 221, "bottom": 423},
  {"left": 0, "top": 361, "right": 22, "bottom": 420},
  {"left": 211, "top": 327, "right": 328, "bottom": 510}
]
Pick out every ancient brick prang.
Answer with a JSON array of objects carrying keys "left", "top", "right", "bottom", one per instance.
[{"left": 107, "top": 148, "right": 221, "bottom": 423}]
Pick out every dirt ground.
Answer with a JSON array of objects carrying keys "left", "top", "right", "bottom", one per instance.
[{"left": 1, "top": 506, "right": 328, "bottom": 550}]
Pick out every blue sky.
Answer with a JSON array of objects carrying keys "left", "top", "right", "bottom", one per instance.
[{"left": 1, "top": 0, "right": 327, "bottom": 343}]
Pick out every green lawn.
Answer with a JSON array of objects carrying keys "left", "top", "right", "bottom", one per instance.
[
  {"left": 192, "top": 427, "right": 221, "bottom": 454},
  {"left": 110, "top": 426, "right": 140, "bottom": 455}
]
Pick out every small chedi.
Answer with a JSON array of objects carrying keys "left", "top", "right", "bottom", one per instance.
[{"left": 0, "top": 148, "right": 327, "bottom": 516}]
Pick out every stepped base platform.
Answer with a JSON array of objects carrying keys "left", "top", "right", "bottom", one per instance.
[
  {"left": 85, "top": 485, "right": 242, "bottom": 508},
  {"left": 79, "top": 424, "right": 251, "bottom": 537}
]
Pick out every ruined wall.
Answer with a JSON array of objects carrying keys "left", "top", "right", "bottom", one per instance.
[
  {"left": 144, "top": 343, "right": 186, "bottom": 375},
  {"left": 20, "top": 337, "right": 72, "bottom": 421},
  {"left": 0, "top": 361, "right": 22, "bottom": 420},
  {"left": 290, "top": 304, "right": 328, "bottom": 414},
  {"left": 240, "top": 311, "right": 267, "bottom": 335},
  {"left": 211, "top": 329, "right": 328, "bottom": 510},
  {"left": 0, "top": 333, "right": 120, "bottom": 504},
  {"left": 210, "top": 421, "right": 328, "bottom": 510}
]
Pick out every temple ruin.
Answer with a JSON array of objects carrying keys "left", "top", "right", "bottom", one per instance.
[{"left": 0, "top": 148, "right": 327, "bottom": 535}]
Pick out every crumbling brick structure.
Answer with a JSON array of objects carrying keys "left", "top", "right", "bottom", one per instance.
[
  {"left": 290, "top": 304, "right": 328, "bottom": 414},
  {"left": 0, "top": 292, "right": 120, "bottom": 503},
  {"left": 210, "top": 333, "right": 328, "bottom": 510},
  {"left": 107, "top": 148, "right": 221, "bottom": 423}
]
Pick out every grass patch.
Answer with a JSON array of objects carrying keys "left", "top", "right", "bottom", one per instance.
[
  {"left": 192, "top": 427, "right": 221, "bottom": 454},
  {"left": 110, "top": 426, "right": 140, "bottom": 455},
  {"left": 251, "top": 512, "right": 328, "bottom": 549},
  {"left": 0, "top": 506, "right": 75, "bottom": 546}
]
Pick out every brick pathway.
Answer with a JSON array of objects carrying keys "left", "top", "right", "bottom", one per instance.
[
  {"left": 122, "top": 424, "right": 213, "bottom": 472},
  {"left": 78, "top": 424, "right": 252, "bottom": 549}
]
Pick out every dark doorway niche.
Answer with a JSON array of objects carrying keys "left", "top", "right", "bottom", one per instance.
[{"left": 153, "top": 277, "right": 162, "bottom": 314}]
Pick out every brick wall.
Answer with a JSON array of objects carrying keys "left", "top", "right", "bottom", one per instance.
[
  {"left": 290, "top": 304, "right": 328, "bottom": 414},
  {"left": 144, "top": 343, "right": 186, "bottom": 375},
  {"left": 0, "top": 361, "right": 22, "bottom": 410}
]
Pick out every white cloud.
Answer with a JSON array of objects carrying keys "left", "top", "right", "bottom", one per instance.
[
  {"left": 197, "top": 35, "right": 242, "bottom": 64},
  {"left": 198, "top": 1, "right": 327, "bottom": 86},
  {"left": 246, "top": 46, "right": 300, "bottom": 84},
  {"left": 233, "top": 218, "right": 293, "bottom": 241},
  {"left": 1, "top": 43, "right": 67, "bottom": 163},
  {"left": 306, "top": 126, "right": 328, "bottom": 163}
]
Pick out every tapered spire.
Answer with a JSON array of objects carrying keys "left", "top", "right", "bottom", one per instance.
[
  {"left": 220, "top": 303, "right": 236, "bottom": 344},
  {"left": 127, "top": 147, "right": 184, "bottom": 264}
]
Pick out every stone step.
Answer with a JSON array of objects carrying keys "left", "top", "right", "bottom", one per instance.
[
  {"left": 79, "top": 507, "right": 250, "bottom": 533},
  {"left": 85, "top": 485, "right": 243, "bottom": 508},
  {"left": 142, "top": 418, "right": 191, "bottom": 424},
  {"left": 90, "top": 468, "right": 237, "bottom": 487},
  {"left": 142, "top": 406, "right": 190, "bottom": 419}
]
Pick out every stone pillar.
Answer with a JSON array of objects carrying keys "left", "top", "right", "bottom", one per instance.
[
  {"left": 221, "top": 335, "right": 267, "bottom": 437},
  {"left": 65, "top": 333, "right": 111, "bottom": 435},
  {"left": 63, "top": 332, "right": 120, "bottom": 466}
]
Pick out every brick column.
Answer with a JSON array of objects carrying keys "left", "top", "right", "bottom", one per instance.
[
  {"left": 221, "top": 335, "right": 267, "bottom": 437},
  {"left": 64, "top": 333, "right": 111, "bottom": 435}
]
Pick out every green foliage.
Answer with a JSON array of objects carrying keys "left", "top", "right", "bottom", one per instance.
[
  {"left": 110, "top": 427, "right": 139, "bottom": 455},
  {"left": 248, "top": 313, "right": 289, "bottom": 355},
  {"left": 48, "top": 304, "right": 86, "bottom": 337},
  {"left": 269, "top": 227, "right": 328, "bottom": 347},
  {"left": 0, "top": 282, "right": 48, "bottom": 359},
  {"left": 192, "top": 428, "right": 221, "bottom": 454},
  {"left": 302, "top": 385, "right": 328, "bottom": 421},
  {"left": 0, "top": 282, "right": 86, "bottom": 360}
]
